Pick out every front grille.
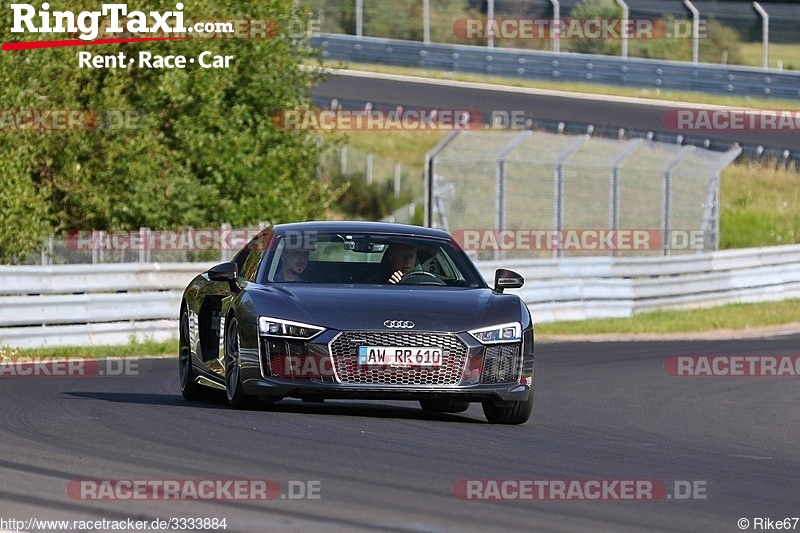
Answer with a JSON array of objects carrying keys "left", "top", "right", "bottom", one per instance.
[
  {"left": 329, "top": 331, "right": 468, "bottom": 386},
  {"left": 481, "top": 344, "right": 521, "bottom": 384}
]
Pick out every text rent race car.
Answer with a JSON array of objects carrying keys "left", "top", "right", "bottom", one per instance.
[{"left": 178, "top": 221, "right": 534, "bottom": 424}]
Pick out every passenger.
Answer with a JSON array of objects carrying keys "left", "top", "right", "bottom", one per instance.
[{"left": 275, "top": 247, "right": 312, "bottom": 282}]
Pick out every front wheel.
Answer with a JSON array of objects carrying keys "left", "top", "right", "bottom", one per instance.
[
  {"left": 225, "top": 317, "right": 258, "bottom": 410},
  {"left": 482, "top": 395, "right": 533, "bottom": 425},
  {"left": 179, "top": 310, "right": 209, "bottom": 401}
]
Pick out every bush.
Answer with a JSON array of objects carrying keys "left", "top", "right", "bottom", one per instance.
[
  {"left": 0, "top": 0, "right": 339, "bottom": 264},
  {"left": 561, "top": 0, "right": 623, "bottom": 56}
]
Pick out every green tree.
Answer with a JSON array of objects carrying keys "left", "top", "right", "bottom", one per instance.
[{"left": 0, "top": 0, "right": 338, "bottom": 263}]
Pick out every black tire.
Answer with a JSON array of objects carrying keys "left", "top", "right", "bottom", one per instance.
[
  {"left": 482, "top": 395, "right": 533, "bottom": 425},
  {"left": 224, "top": 317, "right": 258, "bottom": 410},
  {"left": 179, "top": 310, "right": 210, "bottom": 401},
  {"left": 419, "top": 399, "right": 470, "bottom": 413}
]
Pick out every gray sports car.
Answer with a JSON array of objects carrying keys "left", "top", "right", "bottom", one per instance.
[{"left": 179, "top": 221, "right": 534, "bottom": 424}]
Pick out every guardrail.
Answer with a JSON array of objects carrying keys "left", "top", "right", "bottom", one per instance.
[
  {"left": 311, "top": 33, "right": 800, "bottom": 100},
  {"left": 0, "top": 263, "right": 215, "bottom": 349},
  {"left": 478, "top": 244, "right": 800, "bottom": 322},
  {"left": 1, "top": 245, "right": 799, "bottom": 348}
]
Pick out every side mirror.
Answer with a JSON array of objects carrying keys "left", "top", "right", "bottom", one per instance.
[
  {"left": 494, "top": 269, "right": 524, "bottom": 293},
  {"left": 208, "top": 262, "right": 238, "bottom": 282}
]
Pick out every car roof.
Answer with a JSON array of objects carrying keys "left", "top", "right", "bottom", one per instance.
[{"left": 272, "top": 221, "right": 452, "bottom": 240}]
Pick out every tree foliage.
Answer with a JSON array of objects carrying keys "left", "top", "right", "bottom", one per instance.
[
  {"left": 305, "top": 0, "right": 479, "bottom": 44},
  {"left": 0, "top": 0, "right": 337, "bottom": 263},
  {"left": 562, "top": 0, "right": 623, "bottom": 55}
]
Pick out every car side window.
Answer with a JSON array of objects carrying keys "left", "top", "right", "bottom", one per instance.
[
  {"left": 240, "top": 247, "right": 264, "bottom": 282},
  {"left": 234, "top": 229, "right": 273, "bottom": 281},
  {"left": 232, "top": 249, "right": 249, "bottom": 273}
]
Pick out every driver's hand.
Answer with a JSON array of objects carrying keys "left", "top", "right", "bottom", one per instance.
[{"left": 389, "top": 270, "right": 404, "bottom": 284}]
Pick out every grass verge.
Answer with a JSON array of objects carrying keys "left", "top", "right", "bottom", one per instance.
[
  {"left": 3, "top": 338, "right": 178, "bottom": 359},
  {"left": 720, "top": 161, "right": 800, "bottom": 248},
  {"left": 536, "top": 299, "right": 800, "bottom": 337},
  {"left": 740, "top": 43, "right": 800, "bottom": 71}
]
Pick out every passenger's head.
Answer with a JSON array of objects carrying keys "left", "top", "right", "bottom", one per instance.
[
  {"left": 385, "top": 243, "right": 417, "bottom": 275},
  {"left": 280, "top": 248, "right": 311, "bottom": 281}
]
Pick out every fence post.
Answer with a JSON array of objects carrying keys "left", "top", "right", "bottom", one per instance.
[
  {"left": 495, "top": 131, "right": 530, "bottom": 259},
  {"left": 753, "top": 2, "right": 769, "bottom": 69},
  {"left": 615, "top": 0, "right": 629, "bottom": 58},
  {"left": 394, "top": 161, "right": 402, "bottom": 197},
  {"left": 340, "top": 146, "right": 347, "bottom": 175},
  {"left": 41, "top": 236, "right": 53, "bottom": 266},
  {"left": 356, "top": 0, "right": 363, "bottom": 38},
  {"left": 92, "top": 230, "right": 101, "bottom": 264},
  {"left": 220, "top": 223, "right": 232, "bottom": 262},
  {"left": 609, "top": 139, "right": 643, "bottom": 256},
  {"left": 487, "top": 0, "right": 495, "bottom": 49},
  {"left": 423, "top": 0, "right": 430, "bottom": 44},
  {"left": 662, "top": 146, "right": 696, "bottom": 256},
  {"left": 366, "top": 153, "right": 373, "bottom": 184},
  {"left": 549, "top": 0, "right": 560, "bottom": 53},
  {"left": 139, "top": 227, "right": 149, "bottom": 263},
  {"left": 701, "top": 175, "right": 717, "bottom": 253},
  {"left": 708, "top": 144, "right": 742, "bottom": 251},
  {"left": 684, "top": 0, "right": 700, "bottom": 64},
  {"left": 424, "top": 130, "right": 461, "bottom": 228},
  {"left": 554, "top": 135, "right": 588, "bottom": 258}
]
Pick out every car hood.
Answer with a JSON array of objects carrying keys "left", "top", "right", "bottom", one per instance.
[{"left": 246, "top": 284, "right": 525, "bottom": 332}]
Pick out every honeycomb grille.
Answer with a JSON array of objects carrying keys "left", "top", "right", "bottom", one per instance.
[
  {"left": 263, "top": 340, "right": 307, "bottom": 376},
  {"left": 481, "top": 344, "right": 521, "bottom": 384},
  {"left": 329, "top": 331, "right": 468, "bottom": 386}
]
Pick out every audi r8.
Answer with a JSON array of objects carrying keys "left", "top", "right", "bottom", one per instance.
[{"left": 178, "top": 221, "right": 534, "bottom": 424}]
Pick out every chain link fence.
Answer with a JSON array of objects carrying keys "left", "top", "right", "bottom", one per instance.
[
  {"left": 318, "top": 143, "right": 424, "bottom": 226},
  {"left": 425, "top": 130, "right": 741, "bottom": 259},
  {"left": 25, "top": 225, "right": 267, "bottom": 266}
]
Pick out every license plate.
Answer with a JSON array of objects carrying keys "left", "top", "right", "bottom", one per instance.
[{"left": 358, "top": 346, "right": 442, "bottom": 367}]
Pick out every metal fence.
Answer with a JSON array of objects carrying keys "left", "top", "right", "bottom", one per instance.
[
  {"left": 30, "top": 225, "right": 266, "bottom": 266},
  {"left": 318, "top": 142, "right": 417, "bottom": 195},
  {"left": 311, "top": 33, "right": 800, "bottom": 100},
  {"left": 304, "top": 1, "right": 800, "bottom": 67},
  {"left": 425, "top": 130, "right": 741, "bottom": 259}
]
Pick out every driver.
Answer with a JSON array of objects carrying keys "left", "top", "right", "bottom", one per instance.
[{"left": 385, "top": 243, "right": 418, "bottom": 284}]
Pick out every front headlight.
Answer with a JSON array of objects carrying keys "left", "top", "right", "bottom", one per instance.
[
  {"left": 468, "top": 322, "right": 522, "bottom": 344},
  {"left": 258, "top": 316, "right": 324, "bottom": 340}
]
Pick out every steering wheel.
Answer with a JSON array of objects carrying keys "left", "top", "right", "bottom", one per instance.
[{"left": 398, "top": 271, "right": 447, "bottom": 286}]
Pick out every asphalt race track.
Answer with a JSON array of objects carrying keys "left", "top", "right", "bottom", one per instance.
[
  {"left": 1, "top": 336, "right": 799, "bottom": 532},
  {"left": 312, "top": 73, "right": 800, "bottom": 153}
]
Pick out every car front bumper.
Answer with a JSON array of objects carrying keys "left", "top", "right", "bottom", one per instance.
[{"left": 238, "top": 328, "right": 535, "bottom": 403}]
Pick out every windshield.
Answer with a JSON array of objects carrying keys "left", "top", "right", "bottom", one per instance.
[{"left": 261, "top": 232, "right": 485, "bottom": 287}]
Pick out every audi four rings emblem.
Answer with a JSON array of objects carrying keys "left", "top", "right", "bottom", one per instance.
[{"left": 384, "top": 320, "right": 414, "bottom": 329}]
